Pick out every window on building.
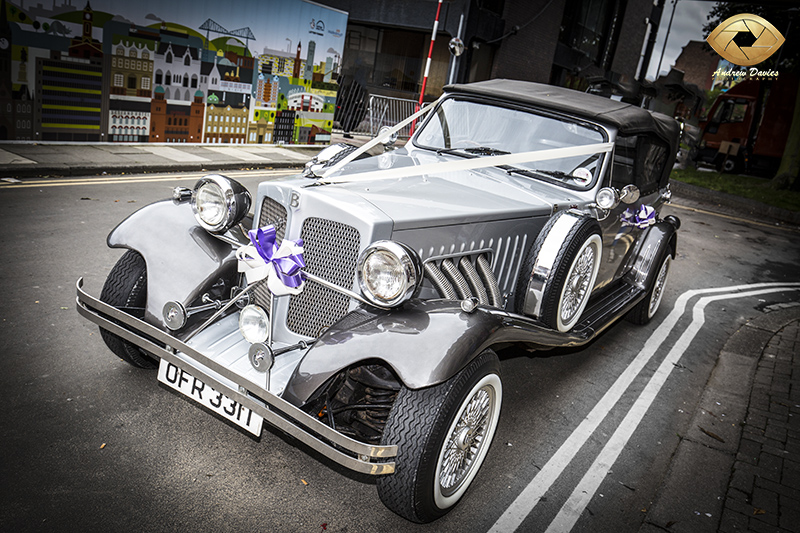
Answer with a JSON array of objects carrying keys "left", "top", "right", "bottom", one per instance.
[
  {"left": 184, "top": 55, "right": 191, "bottom": 67},
  {"left": 129, "top": 49, "right": 137, "bottom": 58},
  {"left": 142, "top": 51, "right": 150, "bottom": 60},
  {"left": 191, "top": 74, "right": 198, "bottom": 88},
  {"left": 557, "top": 0, "right": 623, "bottom": 69},
  {"left": 114, "top": 73, "right": 123, "bottom": 87},
  {"left": 116, "top": 46, "right": 124, "bottom": 56},
  {"left": 165, "top": 71, "right": 171, "bottom": 85},
  {"left": 166, "top": 52, "right": 173, "bottom": 63},
  {"left": 155, "top": 70, "right": 163, "bottom": 85},
  {"left": 141, "top": 77, "right": 151, "bottom": 90},
  {"left": 128, "top": 75, "right": 137, "bottom": 89},
  {"left": 340, "top": 23, "right": 449, "bottom": 97}
]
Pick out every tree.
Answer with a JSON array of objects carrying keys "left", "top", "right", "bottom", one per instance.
[{"left": 704, "top": 3, "right": 800, "bottom": 188}]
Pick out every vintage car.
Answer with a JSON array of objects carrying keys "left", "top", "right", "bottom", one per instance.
[{"left": 77, "top": 79, "right": 680, "bottom": 523}]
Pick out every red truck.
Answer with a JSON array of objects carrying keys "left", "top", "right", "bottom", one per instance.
[{"left": 696, "top": 75, "right": 798, "bottom": 175}]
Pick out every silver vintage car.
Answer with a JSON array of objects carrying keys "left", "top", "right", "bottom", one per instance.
[{"left": 77, "top": 79, "right": 681, "bottom": 523}]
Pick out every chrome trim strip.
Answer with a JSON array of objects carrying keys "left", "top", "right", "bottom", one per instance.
[
  {"left": 76, "top": 278, "right": 396, "bottom": 475},
  {"left": 522, "top": 213, "right": 582, "bottom": 318}
]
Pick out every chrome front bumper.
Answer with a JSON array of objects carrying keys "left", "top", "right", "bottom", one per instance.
[{"left": 76, "top": 278, "right": 396, "bottom": 475}]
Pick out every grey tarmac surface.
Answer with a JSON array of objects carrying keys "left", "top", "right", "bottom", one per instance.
[{"left": 0, "top": 168, "right": 799, "bottom": 533}]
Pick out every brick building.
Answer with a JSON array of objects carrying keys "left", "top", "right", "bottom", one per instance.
[{"left": 673, "top": 41, "right": 719, "bottom": 92}]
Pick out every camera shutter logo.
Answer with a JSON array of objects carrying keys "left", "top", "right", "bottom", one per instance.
[{"left": 706, "top": 14, "right": 785, "bottom": 67}]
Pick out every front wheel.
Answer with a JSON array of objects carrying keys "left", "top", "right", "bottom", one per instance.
[
  {"left": 99, "top": 250, "right": 158, "bottom": 368},
  {"left": 377, "top": 350, "right": 502, "bottom": 523}
]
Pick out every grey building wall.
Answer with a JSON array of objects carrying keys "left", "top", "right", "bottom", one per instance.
[
  {"left": 489, "top": 0, "right": 566, "bottom": 83},
  {"left": 611, "top": 0, "right": 651, "bottom": 82}
]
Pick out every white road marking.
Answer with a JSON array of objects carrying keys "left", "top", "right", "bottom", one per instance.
[
  {"left": 135, "top": 145, "right": 210, "bottom": 162},
  {"left": 489, "top": 282, "right": 800, "bottom": 533},
  {"left": 0, "top": 148, "right": 36, "bottom": 165},
  {"left": 545, "top": 285, "right": 800, "bottom": 533},
  {"left": 0, "top": 169, "right": 298, "bottom": 189}
]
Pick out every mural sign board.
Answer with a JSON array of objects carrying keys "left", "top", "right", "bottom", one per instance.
[{"left": 0, "top": 0, "right": 348, "bottom": 145}]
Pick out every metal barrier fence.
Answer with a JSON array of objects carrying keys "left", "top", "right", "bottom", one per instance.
[
  {"left": 334, "top": 93, "right": 418, "bottom": 139},
  {"left": 366, "top": 95, "right": 418, "bottom": 138}
]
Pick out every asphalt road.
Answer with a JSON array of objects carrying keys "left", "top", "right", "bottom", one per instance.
[{"left": 1, "top": 171, "right": 799, "bottom": 533}]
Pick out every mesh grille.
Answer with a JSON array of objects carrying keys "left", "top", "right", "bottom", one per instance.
[
  {"left": 254, "top": 197, "right": 289, "bottom": 315},
  {"left": 257, "top": 197, "right": 288, "bottom": 241},
  {"left": 286, "top": 217, "right": 361, "bottom": 338}
]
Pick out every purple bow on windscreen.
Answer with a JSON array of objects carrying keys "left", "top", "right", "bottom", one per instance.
[{"left": 248, "top": 225, "right": 306, "bottom": 288}]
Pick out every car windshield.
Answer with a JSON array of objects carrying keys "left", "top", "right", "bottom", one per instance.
[{"left": 414, "top": 97, "right": 607, "bottom": 189}]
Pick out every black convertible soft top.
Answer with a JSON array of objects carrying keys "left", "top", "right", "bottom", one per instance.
[{"left": 444, "top": 79, "right": 680, "bottom": 185}]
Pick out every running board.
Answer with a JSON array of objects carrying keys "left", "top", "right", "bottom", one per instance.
[{"left": 573, "top": 281, "right": 645, "bottom": 338}]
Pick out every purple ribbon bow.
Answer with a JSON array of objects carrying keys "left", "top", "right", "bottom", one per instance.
[
  {"left": 248, "top": 225, "right": 306, "bottom": 288},
  {"left": 620, "top": 205, "right": 656, "bottom": 229}
]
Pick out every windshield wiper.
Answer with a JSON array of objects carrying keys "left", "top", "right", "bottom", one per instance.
[
  {"left": 502, "top": 166, "right": 571, "bottom": 180},
  {"left": 436, "top": 147, "right": 476, "bottom": 158},
  {"left": 463, "top": 146, "right": 510, "bottom": 156},
  {"left": 435, "top": 146, "right": 510, "bottom": 157}
]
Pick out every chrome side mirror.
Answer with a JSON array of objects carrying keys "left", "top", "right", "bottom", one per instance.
[{"left": 620, "top": 184, "right": 640, "bottom": 204}]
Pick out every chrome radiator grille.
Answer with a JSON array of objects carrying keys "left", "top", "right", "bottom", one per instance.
[
  {"left": 287, "top": 218, "right": 361, "bottom": 337},
  {"left": 254, "top": 197, "right": 289, "bottom": 315},
  {"left": 255, "top": 198, "right": 361, "bottom": 338}
]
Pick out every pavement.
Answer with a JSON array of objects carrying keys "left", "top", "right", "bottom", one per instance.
[
  {"left": 639, "top": 305, "right": 800, "bottom": 533},
  {"left": 1, "top": 139, "right": 799, "bottom": 533}
]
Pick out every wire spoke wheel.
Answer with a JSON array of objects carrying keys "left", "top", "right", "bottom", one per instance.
[
  {"left": 560, "top": 242, "right": 597, "bottom": 324},
  {"left": 377, "top": 350, "right": 502, "bottom": 523},
  {"left": 648, "top": 255, "right": 671, "bottom": 318},
  {"left": 438, "top": 384, "right": 492, "bottom": 497}
]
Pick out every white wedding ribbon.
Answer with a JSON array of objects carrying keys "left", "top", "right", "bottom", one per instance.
[
  {"left": 236, "top": 241, "right": 306, "bottom": 297},
  {"left": 317, "top": 142, "right": 614, "bottom": 185}
]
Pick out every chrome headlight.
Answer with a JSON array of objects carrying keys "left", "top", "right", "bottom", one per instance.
[
  {"left": 595, "top": 187, "right": 620, "bottom": 210},
  {"left": 357, "top": 241, "right": 421, "bottom": 308},
  {"left": 238, "top": 304, "right": 269, "bottom": 344},
  {"left": 191, "top": 175, "right": 251, "bottom": 233}
]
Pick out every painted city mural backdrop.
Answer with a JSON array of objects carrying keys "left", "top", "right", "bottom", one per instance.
[{"left": 0, "top": 0, "right": 348, "bottom": 145}]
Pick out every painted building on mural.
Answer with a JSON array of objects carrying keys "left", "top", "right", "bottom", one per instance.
[
  {"left": 1, "top": 0, "right": 347, "bottom": 144},
  {"left": 204, "top": 93, "right": 248, "bottom": 144}
]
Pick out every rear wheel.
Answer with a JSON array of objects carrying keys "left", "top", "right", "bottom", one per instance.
[
  {"left": 99, "top": 250, "right": 157, "bottom": 368},
  {"left": 627, "top": 250, "right": 672, "bottom": 325},
  {"left": 377, "top": 350, "right": 502, "bottom": 523}
]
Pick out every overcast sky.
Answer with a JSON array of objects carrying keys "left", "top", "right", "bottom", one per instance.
[{"left": 644, "top": 0, "right": 715, "bottom": 81}]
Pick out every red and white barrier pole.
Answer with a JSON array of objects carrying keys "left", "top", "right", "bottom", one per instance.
[{"left": 411, "top": 0, "right": 443, "bottom": 134}]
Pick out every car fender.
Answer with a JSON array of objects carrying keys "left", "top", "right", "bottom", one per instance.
[
  {"left": 624, "top": 216, "right": 679, "bottom": 290},
  {"left": 107, "top": 200, "right": 238, "bottom": 327},
  {"left": 281, "top": 299, "right": 587, "bottom": 406}
]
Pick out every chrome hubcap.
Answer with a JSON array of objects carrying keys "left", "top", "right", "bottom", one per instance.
[
  {"left": 562, "top": 245, "right": 595, "bottom": 323},
  {"left": 439, "top": 386, "right": 492, "bottom": 496},
  {"left": 648, "top": 257, "right": 671, "bottom": 317}
]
